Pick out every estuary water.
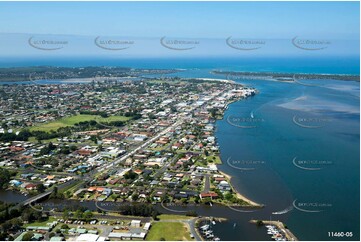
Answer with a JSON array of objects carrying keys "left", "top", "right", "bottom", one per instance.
[{"left": 214, "top": 78, "right": 359, "bottom": 241}]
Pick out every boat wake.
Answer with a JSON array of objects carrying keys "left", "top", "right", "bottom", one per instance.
[{"left": 272, "top": 205, "right": 294, "bottom": 215}]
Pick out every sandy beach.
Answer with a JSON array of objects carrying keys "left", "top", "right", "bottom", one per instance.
[{"left": 218, "top": 170, "right": 263, "bottom": 207}]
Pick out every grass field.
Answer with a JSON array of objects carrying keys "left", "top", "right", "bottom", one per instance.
[
  {"left": 146, "top": 222, "right": 193, "bottom": 241},
  {"left": 29, "top": 114, "right": 131, "bottom": 132}
]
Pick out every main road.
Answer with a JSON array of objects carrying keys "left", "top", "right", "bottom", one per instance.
[{"left": 100, "top": 88, "right": 228, "bottom": 174}]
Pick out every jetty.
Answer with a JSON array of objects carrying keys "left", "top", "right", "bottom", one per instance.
[{"left": 250, "top": 219, "right": 298, "bottom": 241}]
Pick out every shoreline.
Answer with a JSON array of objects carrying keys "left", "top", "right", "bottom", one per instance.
[
  {"left": 214, "top": 90, "right": 263, "bottom": 208},
  {"left": 211, "top": 70, "right": 360, "bottom": 82},
  {"left": 218, "top": 170, "right": 263, "bottom": 207}
]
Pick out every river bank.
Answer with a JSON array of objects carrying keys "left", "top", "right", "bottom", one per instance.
[{"left": 214, "top": 89, "right": 263, "bottom": 208}]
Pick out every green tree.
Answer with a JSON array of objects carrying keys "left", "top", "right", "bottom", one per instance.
[
  {"left": 74, "top": 209, "right": 83, "bottom": 219},
  {"left": 22, "top": 232, "right": 34, "bottom": 241},
  {"left": 10, "top": 218, "right": 23, "bottom": 229},
  {"left": 151, "top": 210, "right": 159, "bottom": 221},
  {"left": 0, "top": 168, "right": 11, "bottom": 188},
  {"left": 36, "top": 184, "right": 46, "bottom": 193},
  {"left": 82, "top": 211, "right": 93, "bottom": 221},
  {"left": 131, "top": 193, "right": 139, "bottom": 201},
  {"left": 61, "top": 224, "right": 69, "bottom": 230},
  {"left": 1, "top": 221, "right": 11, "bottom": 231},
  {"left": 224, "top": 192, "right": 234, "bottom": 201},
  {"left": 110, "top": 194, "right": 119, "bottom": 201},
  {"left": 62, "top": 210, "right": 70, "bottom": 220}
]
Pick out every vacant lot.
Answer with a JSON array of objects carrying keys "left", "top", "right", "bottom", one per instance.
[{"left": 146, "top": 222, "right": 193, "bottom": 241}]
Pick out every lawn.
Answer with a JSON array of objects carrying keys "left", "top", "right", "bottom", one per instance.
[
  {"left": 146, "top": 222, "right": 193, "bottom": 241},
  {"left": 206, "top": 155, "right": 222, "bottom": 164},
  {"left": 26, "top": 217, "right": 57, "bottom": 227},
  {"left": 29, "top": 114, "right": 131, "bottom": 132}
]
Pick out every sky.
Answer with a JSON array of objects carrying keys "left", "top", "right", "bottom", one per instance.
[{"left": 0, "top": 2, "right": 359, "bottom": 57}]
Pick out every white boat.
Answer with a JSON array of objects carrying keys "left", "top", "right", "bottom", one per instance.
[
  {"left": 212, "top": 220, "right": 216, "bottom": 225},
  {"left": 266, "top": 225, "right": 276, "bottom": 229},
  {"left": 200, "top": 225, "right": 210, "bottom": 230}
]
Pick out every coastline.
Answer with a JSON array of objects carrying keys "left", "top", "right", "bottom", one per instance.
[
  {"left": 214, "top": 89, "right": 263, "bottom": 208},
  {"left": 211, "top": 70, "right": 360, "bottom": 82},
  {"left": 218, "top": 170, "right": 263, "bottom": 207}
]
